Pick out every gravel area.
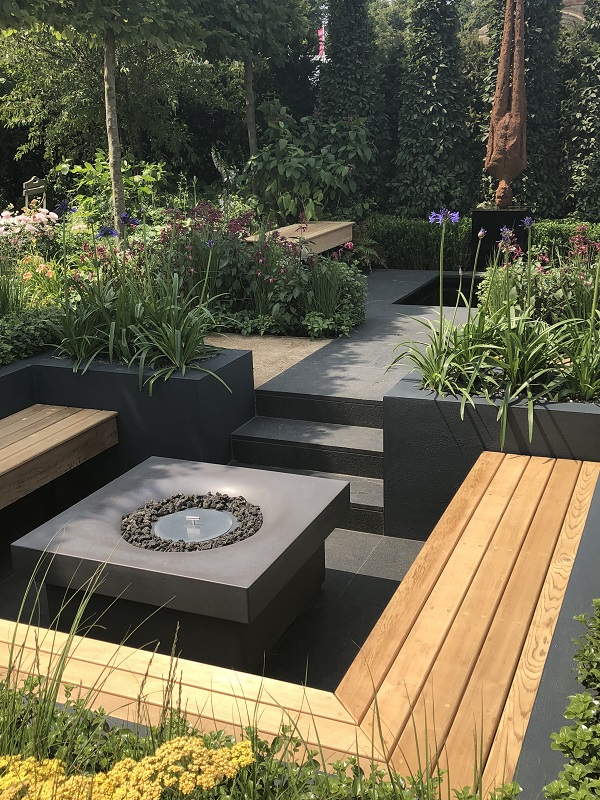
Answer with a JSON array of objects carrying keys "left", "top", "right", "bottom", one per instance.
[
  {"left": 204, "top": 333, "right": 332, "bottom": 387},
  {"left": 121, "top": 493, "right": 263, "bottom": 552}
]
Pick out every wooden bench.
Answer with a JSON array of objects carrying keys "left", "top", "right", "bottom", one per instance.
[
  {"left": 0, "top": 403, "right": 118, "bottom": 510},
  {"left": 245, "top": 221, "right": 353, "bottom": 254},
  {"left": 0, "top": 451, "right": 597, "bottom": 790}
]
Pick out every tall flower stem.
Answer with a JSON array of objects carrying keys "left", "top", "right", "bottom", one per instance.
[{"left": 439, "top": 221, "right": 446, "bottom": 346}]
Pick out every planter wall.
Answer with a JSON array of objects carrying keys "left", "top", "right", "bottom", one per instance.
[
  {"left": 383, "top": 376, "right": 600, "bottom": 539},
  {"left": 0, "top": 351, "right": 255, "bottom": 509},
  {"left": 514, "top": 477, "right": 600, "bottom": 795}
]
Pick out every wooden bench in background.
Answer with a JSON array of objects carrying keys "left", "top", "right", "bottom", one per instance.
[
  {"left": 0, "top": 403, "right": 118, "bottom": 510},
  {"left": 245, "top": 220, "right": 353, "bottom": 254},
  {"left": 0, "top": 451, "right": 597, "bottom": 790}
]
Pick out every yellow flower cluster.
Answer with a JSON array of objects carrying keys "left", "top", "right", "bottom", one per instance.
[{"left": 0, "top": 737, "right": 254, "bottom": 800}]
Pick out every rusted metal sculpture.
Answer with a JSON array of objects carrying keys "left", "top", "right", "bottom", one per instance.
[{"left": 485, "top": 0, "right": 527, "bottom": 209}]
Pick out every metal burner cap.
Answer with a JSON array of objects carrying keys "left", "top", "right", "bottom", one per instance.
[{"left": 153, "top": 508, "right": 238, "bottom": 542}]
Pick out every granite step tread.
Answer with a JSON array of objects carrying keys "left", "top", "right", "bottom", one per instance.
[{"left": 232, "top": 417, "right": 383, "bottom": 456}]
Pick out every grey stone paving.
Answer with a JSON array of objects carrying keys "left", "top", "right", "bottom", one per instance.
[{"left": 258, "top": 269, "right": 447, "bottom": 401}]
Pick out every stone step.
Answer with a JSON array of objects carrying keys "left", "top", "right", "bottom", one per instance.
[
  {"left": 230, "top": 462, "right": 383, "bottom": 534},
  {"left": 255, "top": 389, "right": 383, "bottom": 429},
  {"left": 231, "top": 417, "right": 383, "bottom": 480}
]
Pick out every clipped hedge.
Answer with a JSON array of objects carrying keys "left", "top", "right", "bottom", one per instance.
[
  {"left": 0, "top": 308, "right": 60, "bottom": 367},
  {"left": 366, "top": 215, "right": 600, "bottom": 271},
  {"left": 532, "top": 219, "right": 600, "bottom": 254},
  {"left": 364, "top": 215, "right": 471, "bottom": 270}
]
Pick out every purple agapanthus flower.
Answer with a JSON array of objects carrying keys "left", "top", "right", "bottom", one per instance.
[
  {"left": 120, "top": 211, "right": 139, "bottom": 227},
  {"left": 429, "top": 208, "right": 460, "bottom": 225},
  {"left": 498, "top": 225, "right": 512, "bottom": 245},
  {"left": 95, "top": 225, "right": 118, "bottom": 239},
  {"left": 54, "top": 200, "right": 77, "bottom": 215},
  {"left": 478, "top": 228, "right": 487, "bottom": 239},
  {"left": 206, "top": 239, "right": 215, "bottom": 249},
  {"left": 521, "top": 216, "right": 535, "bottom": 229}
]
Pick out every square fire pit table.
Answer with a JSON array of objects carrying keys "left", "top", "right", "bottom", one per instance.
[{"left": 11, "top": 457, "right": 350, "bottom": 670}]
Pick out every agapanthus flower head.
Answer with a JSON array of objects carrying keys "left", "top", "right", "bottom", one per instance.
[
  {"left": 95, "top": 225, "right": 118, "bottom": 239},
  {"left": 521, "top": 216, "right": 535, "bottom": 229},
  {"left": 54, "top": 200, "right": 77, "bottom": 216},
  {"left": 120, "top": 211, "right": 139, "bottom": 227},
  {"left": 428, "top": 208, "right": 460, "bottom": 225},
  {"left": 206, "top": 239, "right": 215, "bottom": 249},
  {"left": 499, "top": 225, "right": 512, "bottom": 245},
  {"left": 478, "top": 228, "right": 487, "bottom": 239}
]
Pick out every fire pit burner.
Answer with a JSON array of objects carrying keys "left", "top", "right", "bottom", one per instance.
[
  {"left": 154, "top": 508, "right": 238, "bottom": 542},
  {"left": 121, "top": 492, "right": 262, "bottom": 552}
]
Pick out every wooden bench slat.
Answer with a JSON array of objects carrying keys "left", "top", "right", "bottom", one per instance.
[
  {"left": 438, "top": 458, "right": 582, "bottom": 789},
  {"left": 0, "top": 407, "right": 118, "bottom": 510},
  {"left": 361, "top": 454, "right": 530, "bottom": 755},
  {"left": 482, "top": 460, "right": 600, "bottom": 793},
  {"left": 0, "top": 408, "right": 117, "bottom": 471},
  {"left": 336, "top": 451, "right": 506, "bottom": 722},
  {"left": 392, "top": 456, "right": 563, "bottom": 773},
  {"left": 1, "top": 633, "right": 383, "bottom": 767},
  {"left": 391, "top": 456, "right": 556, "bottom": 774},
  {"left": 0, "top": 405, "right": 79, "bottom": 445},
  {"left": 0, "top": 619, "right": 354, "bottom": 725}
]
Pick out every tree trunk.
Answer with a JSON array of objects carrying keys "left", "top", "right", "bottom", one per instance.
[
  {"left": 243, "top": 53, "right": 258, "bottom": 157},
  {"left": 103, "top": 26, "right": 126, "bottom": 232}
]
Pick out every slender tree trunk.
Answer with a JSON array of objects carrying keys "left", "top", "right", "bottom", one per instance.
[
  {"left": 243, "top": 53, "right": 258, "bottom": 157},
  {"left": 104, "top": 26, "right": 126, "bottom": 232}
]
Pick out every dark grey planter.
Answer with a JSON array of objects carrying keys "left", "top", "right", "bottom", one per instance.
[
  {"left": 0, "top": 351, "right": 255, "bottom": 508},
  {"left": 383, "top": 376, "right": 600, "bottom": 539}
]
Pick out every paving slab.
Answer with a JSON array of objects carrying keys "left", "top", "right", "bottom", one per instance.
[{"left": 257, "top": 269, "right": 464, "bottom": 402}]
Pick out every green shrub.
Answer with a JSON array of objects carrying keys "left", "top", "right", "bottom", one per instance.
[
  {"left": 243, "top": 100, "right": 375, "bottom": 222},
  {"left": 533, "top": 219, "right": 600, "bottom": 255},
  {"left": 365, "top": 215, "right": 471, "bottom": 270},
  {"left": 0, "top": 308, "right": 60, "bottom": 366},
  {"left": 544, "top": 599, "right": 600, "bottom": 800}
]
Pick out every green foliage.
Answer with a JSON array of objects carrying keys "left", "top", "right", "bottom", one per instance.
[
  {"left": 244, "top": 100, "right": 374, "bottom": 221},
  {"left": 544, "top": 600, "right": 600, "bottom": 800},
  {"left": 561, "top": 0, "right": 600, "bottom": 219},
  {"left": 214, "top": 238, "right": 367, "bottom": 339},
  {"left": 0, "top": 28, "right": 247, "bottom": 182},
  {"left": 520, "top": 0, "right": 565, "bottom": 216},
  {"left": 318, "top": 0, "right": 377, "bottom": 124},
  {"left": 393, "top": 219, "right": 600, "bottom": 447},
  {"left": 57, "top": 151, "right": 167, "bottom": 223},
  {"left": 0, "top": 308, "right": 59, "bottom": 366},
  {"left": 393, "top": 0, "right": 479, "bottom": 216},
  {"left": 366, "top": 215, "right": 471, "bottom": 270},
  {"left": 533, "top": 219, "right": 600, "bottom": 254}
]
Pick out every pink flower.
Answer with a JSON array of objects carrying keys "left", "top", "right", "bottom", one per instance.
[
  {"left": 344, "top": 241, "right": 354, "bottom": 250},
  {"left": 36, "top": 264, "right": 46, "bottom": 273},
  {"left": 1, "top": 211, "right": 11, "bottom": 218},
  {"left": 23, "top": 271, "right": 32, "bottom": 280},
  {"left": 45, "top": 269, "right": 54, "bottom": 278},
  {"left": 48, "top": 212, "right": 58, "bottom": 222}
]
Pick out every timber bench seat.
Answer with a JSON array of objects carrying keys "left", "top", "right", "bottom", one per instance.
[
  {"left": 0, "top": 451, "right": 598, "bottom": 790},
  {"left": 245, "top": 220, "right": 353, "bottom": 254},
  {"left": 0, "top": 403, "right": 118, "bottom": 510}
]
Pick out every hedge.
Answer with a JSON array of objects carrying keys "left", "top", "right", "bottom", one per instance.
[{"left": 366, "top": 215, "right": 600, "bottom": 271}]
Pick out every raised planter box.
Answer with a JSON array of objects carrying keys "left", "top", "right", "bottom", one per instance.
[
  {"left": 0, "top": 352, "right": 255, "bottom": 509},
  {"left": 383, "top": 376, "right": 600, "bottom": 539},
  {"left": 11, "top": 457, "right": 350, "bottom": 670}
]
